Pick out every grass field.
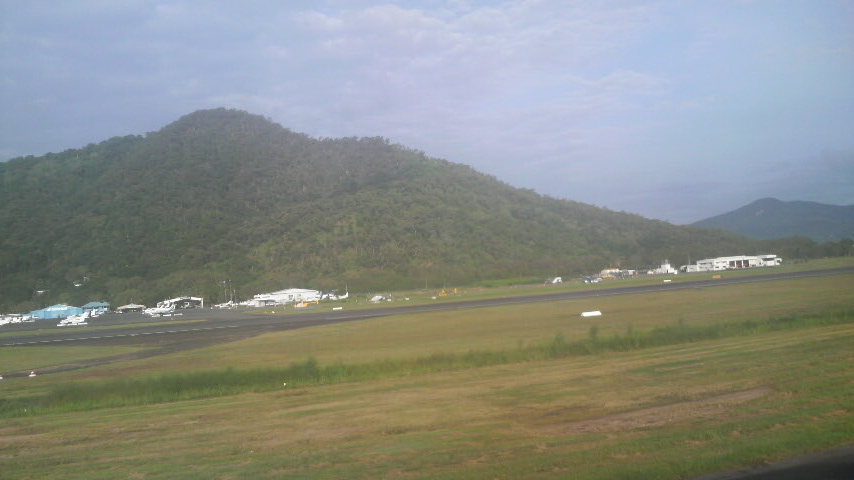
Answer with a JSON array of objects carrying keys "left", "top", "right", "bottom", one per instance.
[{"left": 1, "top": 264, "right": 853, "bottom": 479}]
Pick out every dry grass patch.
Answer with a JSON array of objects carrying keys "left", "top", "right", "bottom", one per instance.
[
  {"left": 0, "top": 345, "right": 144, "bottom": 375},
  {"left": 543, "top": 386, "right": 774, "bottom": 435},
  {"left": 3, "top": 323, "right": 854, "bottom": 479}
]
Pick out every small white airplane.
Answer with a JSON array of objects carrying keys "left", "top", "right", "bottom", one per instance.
[
  {"left": 144, "top": 305, "right": 176, "bottom": 317},
  {"left": 57, "top": 313, "right": 89, "bottom": 327},
  {"left": 321, "top": 290, "right": 349, "bottom": 301}
]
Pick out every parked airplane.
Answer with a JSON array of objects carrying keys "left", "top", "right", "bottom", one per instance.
[
  {"left": 144, "top": 305, "right": 176, "bottom": 317},
  {"left": 57, "top": 313, "right": 89, "bottom": 327},
  {"left": 321, "top": 290, "right": 349, "bottom": 301}
]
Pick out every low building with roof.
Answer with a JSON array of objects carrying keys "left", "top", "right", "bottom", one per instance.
[
  {"left": 116, "top": 304, "right": 146, "bottom": 313},
  {"left": 156, "top": 296, "right": 204, "bottom": 309},
  {"left": 82, "top": 301, "right": 111, "bottom": 314},
  {"left": 29, "top": 304, "right": 84, "bottom": 319},
  {"left": 681, "top": 254, "right": 782, "bottom": 273}
]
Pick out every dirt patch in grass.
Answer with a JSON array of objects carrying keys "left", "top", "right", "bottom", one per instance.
[
  {"left": 545, "top": 386, "right": 773, "bottom": 435},
  {"left": 0, "top": 427, "right": 43, "bottom": 445}
]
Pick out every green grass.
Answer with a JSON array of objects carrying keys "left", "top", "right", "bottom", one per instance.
[
  {"left": 5, "top": 324, "right": 852, "bottom": 479},
  {"left": 0, "top": 345, "right": 144, "bottom": 373},
  {"left": 69, "top": 271, "right": 852, "bottom": 376},
  {"left": 1, "top": 265, "right": 853, "bottom": 479},
  {"left": 3, "top": 306, "right": 852, "bottom": 419}
]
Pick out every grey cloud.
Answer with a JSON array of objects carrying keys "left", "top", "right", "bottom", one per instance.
[{"left": 1, "top": 1, "right": 851, "bottom": 223}]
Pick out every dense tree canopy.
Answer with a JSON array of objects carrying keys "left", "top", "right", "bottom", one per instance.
[{"left": 0, "top": 108, "right": 833, "bottom": 311}]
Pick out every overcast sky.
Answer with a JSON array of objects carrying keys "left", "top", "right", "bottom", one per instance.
[{"left": 2, "top": 1, "right": 852, "bottom": 223}]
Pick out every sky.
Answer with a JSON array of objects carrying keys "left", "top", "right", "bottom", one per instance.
[{"left": 1, "top": 1, "right": 852, "bottom": 224}]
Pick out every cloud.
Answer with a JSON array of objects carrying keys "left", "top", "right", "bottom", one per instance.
[{"left": 1, "top": 1, "right": 852, "bottom": 223}]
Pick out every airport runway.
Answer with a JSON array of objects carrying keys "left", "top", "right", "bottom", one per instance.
[
  {"left": 3, "top": 266, "right": 853, "bottom": 479},
  {"left": 2, "top": 266, "right": 852, "bottom": 370}
]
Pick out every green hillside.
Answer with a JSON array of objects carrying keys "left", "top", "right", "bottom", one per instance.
[
  {"left": 692, "top": 197, "right": 854, "bottom": 242},
  {"left": 0, "top": 108, "right": 818, "bottom": 311}
]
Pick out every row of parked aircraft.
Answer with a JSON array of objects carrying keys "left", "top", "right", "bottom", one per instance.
[
  {"left": 0, "top": 314, "right": 36, "bottom": 326},
  {"left": 56, "top": 309, "right": 105, "bottom": 327},
  {"left": 56, "top": 303, "right": 177, "bottom": 326}
]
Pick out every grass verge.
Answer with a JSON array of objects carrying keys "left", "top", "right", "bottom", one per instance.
[
  {"left": 3, "top": 307, "right": 851, "bottom": 419},
  {"left": 1, "top": 267, "right": 852, "bottom": 479},
  {"left": 2, "top": 323, "right": 852, "bottom": 480}
]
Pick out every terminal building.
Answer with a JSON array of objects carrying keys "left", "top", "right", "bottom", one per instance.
[{"left": 681, "top": 254, "right": 782, "bottom": 273}]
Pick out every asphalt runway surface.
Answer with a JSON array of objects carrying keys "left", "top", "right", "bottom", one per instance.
[
  {"left": 690, "top": 444, "right": 854, "bottom": 480},
  {"left": 2, "top": 266, "right": 853, "bottom": 377},
  {"left": 2, "top": 266, "right": 852, "bottom": 479}
]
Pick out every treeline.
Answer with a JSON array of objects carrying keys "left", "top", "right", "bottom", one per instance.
[{"left": 0, "top": 108, "right": 838, "bottom": 311}]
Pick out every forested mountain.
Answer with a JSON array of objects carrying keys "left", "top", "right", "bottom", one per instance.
[
  {"left": 0, "top": 109, "right": 828, "bottom": 311},
  {"left": 692, "top": 198, "right": 854, "bottom": 242}
]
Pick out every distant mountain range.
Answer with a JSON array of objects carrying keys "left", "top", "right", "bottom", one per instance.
[
  {"left": 0, "top": 109, "right": 839, "bottom": 310},
  {"left": 692, "top": 198, "right": 854, "bottom": 242}
]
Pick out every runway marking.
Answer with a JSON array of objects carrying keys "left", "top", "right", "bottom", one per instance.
[{"left": 0, "top": 323, "right": 251, "bottom": 347}]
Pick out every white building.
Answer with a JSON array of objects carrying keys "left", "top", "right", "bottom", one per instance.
[
  {"left": 757, "top": 254, "right": 783, "bottom": 266},
  {"left": 651, "top": 260, "right": 678, "bottom": 275},
  {"left": 681, "top": 254, "right": 782, "bottom": 272},
  {"left": 250, "top": 288, "right": 321, "bottom": 307}
]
